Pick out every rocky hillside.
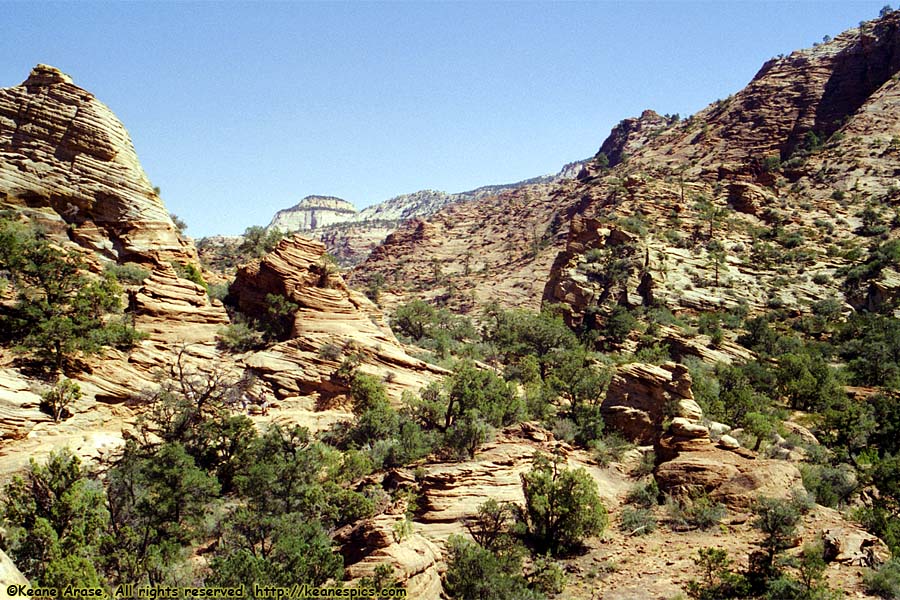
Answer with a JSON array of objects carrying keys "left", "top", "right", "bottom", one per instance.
[
  {"left": 353, "top": 12, "right": 900, "bottom": 322},
  {"left": 540, "top": 12, "right": 900, "bottom": 328},
  {"left": 0, "top": 65, "right": 445, "bottom": 468},
  {"left": 5, "top": 11, "right": 900, "bottom": 599},
  {"left": 257, "top": 161, "right": 586, "bottom": 266}
]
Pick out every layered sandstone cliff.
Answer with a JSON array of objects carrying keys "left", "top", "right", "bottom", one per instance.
[
  {"left": 230, "top": 235, "right": 447, "bottom": 400},
  {"left": 355, "top": 11, "right": 900, "bottom": 329},
  {"left": 0, "top": 64, "right": 194, "bottom": 265},
  {"left": 267, "top": 195, "right": 358, "bottom": 232}
]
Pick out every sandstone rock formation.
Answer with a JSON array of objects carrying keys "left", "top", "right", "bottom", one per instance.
[
  {"left": 267, "top": 196, "right": 358, "bottom": 232},
  {"left": 601, "top": 362, "right": 698, "bottom": 445},
  {"left": 0, "top": 65, "right": 194, "bottom": 266},
  {"left": 0, "top": 548, "right": 28, "bottom": 588},
  {"left": 254, "top": 160, "right": 586, "bottom": 268},
  {"left": 595, "top": 109, "right": 673, "bottom": 168},
  {"left": 229, "top": 235, "right": 447, "bottom": 400},
  {"left": 337, "top": 514, "right": 443, "bottom": 598},
  {"left": 654, "top": 444, "right": 803, "bottom": 509},
  {"left": 822, "top": 521, "right": 891, "bottom": 567},
  {"left": 599, "top": 361, "right": 805, "bottom": 509}
]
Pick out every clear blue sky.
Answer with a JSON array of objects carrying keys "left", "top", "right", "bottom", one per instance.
[{"left": 0, "top": 1, "right": 891, "bottom": 237}]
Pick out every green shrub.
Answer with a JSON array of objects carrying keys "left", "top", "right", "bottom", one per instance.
[
  {"left": 350, "top": 373, "right": 390, "bottom": 414},
  {"left": 0, "top": 218, "right": 142, "bottom": 372},
  {"left": 854, "top": 506, "right": 900, "bottom": 556},
  {"left": 104, "top": 261, "right": 150, "bottom": 284},
  {"left": 443, "top": 535, "right": 541, "bottom": 600},
  {"left": 529, "top": 555, "right": 567, "bottom": 596},
  {"left": 752, "top": 496, "right": 803, "bottom": 574},
  {"left": 626, "top": 480, "right": 661, "bottom": 508},
  {"left": 811, "top": 273, "right": 831, "bottom": 285},
  {"left": 568, "top": 403, "right": 606, "bottom": 446},
  {"left": 666, "top": 493, "right": 726, "bottom": 531},
  {"left": 364, "top": 273, "right": 386, "bottom": 304},
  {"left": 317, "top": 342, "right": 343, "bottom": 361},
  {"left": 762, "top": 155, "right": 782, "bottom": 172},
  {"left": 443, "top": 414, "right": 491, "bottom": 460},
  {"left": 799, "top": 463, "right": 856, "bottom": 508},
  {"left": 207, "top": 282, "right": 230, "bottom": 302},
  {"left": 584, "top": 248, "right": 606, "bottom": 263},
  {"left": 407, "top": 361, "right": 522, "bottom": 460},
  {"left": 634, "top": 450, "right": 656, "bottom": 477},
  {"left": 602, "top": 306, "right": 637, "bottom": 344},
  {"left": 591, "top": 432, "right": 634, "bottom": 466},
  {"left": 217, "top": 321, "right": 265, "bottom": 352},
  {"left": 865, "top": 558, "right": 900, "bottom": 599},
  {"left": 354, "top": 563, "right": 405, "bottom": 595},
  {"left": 619, "top": 507, "right": 656, "bottom": 536},
  {"left": 620, "top": 215, "right": 649, "bottom": 237},
  {"left": 172, "top": 261, "right": 207, "bottom": 292},
  {"left": 208, "top": 515, "right": 343, "bottom": 590},
  {"left": 263, "top": 293, "right": 298, "bottom": 340},
  {"left": 686, "top": 548, "right": 751, "bottom": 600},
  {"left": 520, "top": 453, "right": 608, "bottom": 556},
  {"left": 237, "top": 225, "right": 284, "bottom": 259},
  {"left": 466, "top": 499, "right": 515, "bottom": 552},
  {"left": 1, "top": 450, "right": 108, "bottom": 585},
  {"left": 595, "top": 151, "right": 610, "bottom": 168},
  {"left": 39, "top": 378, "right": 81, "bottom": 422}
]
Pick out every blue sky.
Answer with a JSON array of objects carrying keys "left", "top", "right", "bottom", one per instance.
[{"left": 0, "top": 1, "right": 891, "bottom": 237}]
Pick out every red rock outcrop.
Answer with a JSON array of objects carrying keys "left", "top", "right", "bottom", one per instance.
[
  {"left": 336, "top": 514, "right": 443, "bottom": 598},
  {"left": 0, "top": 65, "right": 195, "bottom": 266},
  {"left": 595, "top": 109, "right": 673, "bottom": 168},
  {"left": 230, "top": 235, "right": 447, "bottom": 400},
  {"left": 599, "top": 361, "right": 805, "bottom": 509},
  {"left": 601, "top": 362, "right": 698, "bottom": 445},
  {"left": 654, "top": 443, "right": 803, "bottom": 509}
]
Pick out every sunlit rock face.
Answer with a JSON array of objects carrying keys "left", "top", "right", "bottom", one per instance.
[{"left": 0, "top": 64, "right": 194, "bottom": 265}]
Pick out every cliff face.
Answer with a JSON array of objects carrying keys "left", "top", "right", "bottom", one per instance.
[
  {"left": 229, "top": 235, "right": 447, "bottom": 400},
  {"left": 253, "top": 162, "right": 587, "bottom": 267},
  {"left": 357, "top": 11, "right": 900, "bottom": 323},
  {"left": 714, "top": 15, "right": 900, "bottom": 161},
  {"left": 0, "top": 64, "right": 194, "bottom": 265},
  {"left": 267, "top": 195, "right": 358, "bottom": 232}
]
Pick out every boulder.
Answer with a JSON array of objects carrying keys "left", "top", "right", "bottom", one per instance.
[
  {"left": 655, "top": 441, "right": 803, "bottom": 508},
  {"left": 669, "top": 417, "right": 709, "bottom": 439},
  {"left": 717, "top": 435, "right": 741, "bottom": 450},
  {"left": 601, "top": 361, "right": 695, "bottom": 444},
  {"left": 823, "top": 526, "right": 890, "bottom": 567}
]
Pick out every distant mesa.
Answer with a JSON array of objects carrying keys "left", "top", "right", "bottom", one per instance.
[
  {"left": 267, "top": 195, "right": 358, "bottom": 232},
  {"left": 260, "top": 161, "right": 587, "bottom": 265}
]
